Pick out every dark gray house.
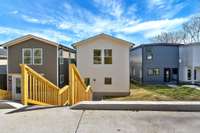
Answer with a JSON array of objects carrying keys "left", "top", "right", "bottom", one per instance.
[
  {"left": 2, "top": 35, "right": 75, "bottom": 100},
  {"left": 0, "top": 48, "right": 7, "bottom": 90},
  {"left": 130, "top": 43, "right": 182, "bottom": 84}
]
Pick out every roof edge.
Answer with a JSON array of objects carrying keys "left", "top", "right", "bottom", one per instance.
[
  {"left": 1, "top": 34, "right": 59, "bottom": 48},
  {"left": 72, "top": 33, "right": 135, "bottom": 48}
]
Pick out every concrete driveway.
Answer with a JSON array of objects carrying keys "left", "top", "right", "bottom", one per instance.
[{"left": 0, "top": 107, "right": 200, "bottom": 133}]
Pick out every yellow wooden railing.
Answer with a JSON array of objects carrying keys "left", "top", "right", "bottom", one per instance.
[
  {"left": 69, "top": 64, "right": 92, "bottom": 105},
  {"left": 0, "top": 89, "right": 10, "bottom": 100},
  {"left": 20, "top": 64, "right": 92, "bottom": 106}
]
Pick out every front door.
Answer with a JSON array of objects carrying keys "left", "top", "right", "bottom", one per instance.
[
  {"left": 164, "top": 68, "right": 171, "bottom": 82},
  {"left": 12, "top": 75, "right": 21, "bottom": 100}
]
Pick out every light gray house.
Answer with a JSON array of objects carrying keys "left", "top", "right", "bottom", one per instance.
[
  {"left": 130, "top": 43, "right": 182, "bottom": 84},
  {"left": 179, "top": 43, "right": 200, "bottom": 84},
  {"left": 2, "top": 34, "right": 75, "bottom": 100},
  {"left": 73, "top": 33, "right": 133, "bottom": 100}
]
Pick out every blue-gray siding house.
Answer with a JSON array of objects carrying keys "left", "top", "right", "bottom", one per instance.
[{"left": 130, "top": 43, "right": 182, "bottom": 84}]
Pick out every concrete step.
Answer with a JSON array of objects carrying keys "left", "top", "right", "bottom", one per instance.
[
  {"left": 70, "top": 101, "right": 200, "bottom": 111},
  {"left": 0, "top": 100, "right": 24, "bottom": 109}
]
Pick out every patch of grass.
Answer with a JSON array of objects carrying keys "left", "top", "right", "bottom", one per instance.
[{"left": 106, "top": 84, "right": 200, "bottom": 101}]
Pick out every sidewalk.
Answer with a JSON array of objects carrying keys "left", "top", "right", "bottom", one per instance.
[{"left": 71, "top": 101, "right": 200, "bottom": 111}]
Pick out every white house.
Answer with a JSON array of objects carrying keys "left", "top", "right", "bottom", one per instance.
[
  {"left": 73, "top": 33, "right": 133, "bottom": 99},
  {"left": 179, "top": 43, "right": 200, "bottom": 84}
]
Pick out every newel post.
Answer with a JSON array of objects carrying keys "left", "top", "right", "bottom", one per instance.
[
  {"left": 68, "top": 64, "right": 75, "bottom": 105},
  {"left": 21, "top": 64, "right": 28, "bottom": 105}
]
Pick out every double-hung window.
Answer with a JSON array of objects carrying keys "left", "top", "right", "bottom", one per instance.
[
  {"left": 33, "top": 48, "right": 42, "bottom": 65},
  {"left": 22, "top": 48, "right": 42, "bottom": 65},
  {"left": 104, "top": 49, "right": 112, "bottom": 64},
  {"left": 23, "top": 48, "right": 32, "bottom": 65},
  {"left": 148, "top": 68, "right": 160, "bottom": 76},
  {"left": 105, "top": 77, "right": 112, "bottom": 85},
  {"left": 93, "top": 49, "right": 102, "bottom": 64}
]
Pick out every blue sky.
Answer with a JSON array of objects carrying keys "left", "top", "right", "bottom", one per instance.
[{"left": 0, "top": 0, "right": 200, "bottom": 47}]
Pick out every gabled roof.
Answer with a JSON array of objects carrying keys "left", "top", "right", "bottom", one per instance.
[
  {"left": 72, "top": 33, "right": 134, "bottom": 48},
  {"left": 2, "top": 34, "right": 59, "bottom": 47}
]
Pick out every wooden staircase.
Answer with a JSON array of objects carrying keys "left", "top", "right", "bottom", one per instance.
[{"left": 20, "top": 64, "right": 92, "bottom": 106}]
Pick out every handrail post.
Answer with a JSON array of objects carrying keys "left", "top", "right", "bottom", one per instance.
[
  {"left": 58, "top": 90, "right": 62, "bottom": 106},
  {"left": 69, "top": 64, "right": 75, "bottom": 105},
  {"left": 21, "top": 64, "right": 28, "bottom": 105}
]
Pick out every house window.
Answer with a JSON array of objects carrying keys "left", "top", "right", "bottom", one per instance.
[
  {"left": 104, "top": 49, "right": 112, "bottom": 64},
  {"left": 60, "top": 74, "right": 64, "bottom": 84},
  {"left": 33, "top": 48, "right": 42, "bottom": 65},
  {"left": 23, "top": 48, "right": 32, "bottom": 65},
  {"left": 105, "top": 77, "right": 112, "bottom": 85},
  {"left": 59, "top": 49, "right": 64, "bottom": 64},
  {"left": 187, "top": 69, "right": 191, "bottom": 80},
  {"left": 148, "top": 68, "right": 160, "bottom": 76},
  {"left": 70, "top": 53, "right": 75, "bottom": 59},
  {"left": 153, "top": 69, "right": 160, "bottom": 75},
  {"left": 194, "top": 69, "right": 197, "bottom": 80},
  {"left": 148, "top": 69, "right": 153, "bottom": 76},
  {"left": 94, "top": 49, "right": 102, "bottom": 64},
  {"left": 146, "top": 54, "right": 153, "bottom": 60},
  {"left": 84, "top": 78, "right": 90, "bottom": 86}
]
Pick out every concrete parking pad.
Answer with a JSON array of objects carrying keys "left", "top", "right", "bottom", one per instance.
[
  {"left": 1, "top": 107, "right": 200, "bottom": 133},
  {"left": 77, "top": 110, "right": 200, "bottom": 133},
  {"left": 0, "top": 107, "right": 82, "bottom": 133}
]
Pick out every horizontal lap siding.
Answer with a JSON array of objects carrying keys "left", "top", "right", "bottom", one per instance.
[{"left": 8, "top": 39, "right": 58, "bottom": 85}]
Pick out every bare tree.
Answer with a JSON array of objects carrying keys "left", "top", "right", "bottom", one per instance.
[
  {"left": 183, "top": 16, "right": 200, "bottom": 43},
  {"left": 151, "top": 31, "right": 186, "bottom": 44},
  {"left": 151, "top": 16, "right": 200, "bottom": 44}
]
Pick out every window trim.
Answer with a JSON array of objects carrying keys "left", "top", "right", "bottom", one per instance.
[
  {"left": 33, "top": 48, "right": 43, "bottom": 65},
  {"left": 104, "top": 49, "right": 112, "bottom": 64},
  {"left": 22, "top": 48, "right": 32, "bottom": 65},
  {"left": 104, "top": 77, "right": 112, "bottom": 85},
  {"left": 93, "top": 49, "right": 102, "bottom": 64}
]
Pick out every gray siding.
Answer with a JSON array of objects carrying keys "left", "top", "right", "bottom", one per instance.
[
  {"left": 8, "top": 39, "right": 58, "bottom": 85},
  {"left": 130, "top": 48, "right": 142, "bottom": 83},
  {"left": 142, "top": 45, "right": 179, "bottom": 84}
]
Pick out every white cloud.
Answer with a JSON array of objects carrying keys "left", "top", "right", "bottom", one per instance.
[
  {"left": 148, "top": 0, "right": 165, "bottom": 9},
  {"left": 0, "top": 26, "right": 71, "bottom": 45},
  {"left": 148, "top": 0, "right": 187, "bottom": 19},
  {"left": 21, "top": 15, "right": 55, "bottom": 25},
  {"left": 93, "top": 0, "right": 123, "bottom": 18},
  {"left": 21, "top": 15, "right": 40, "bottom": 23},
  {"left": 10, "top": 10, "right": 19, "bottom": 14},
  {"left": 121, "top": 17, "right": 189, "bottom": 34}
]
